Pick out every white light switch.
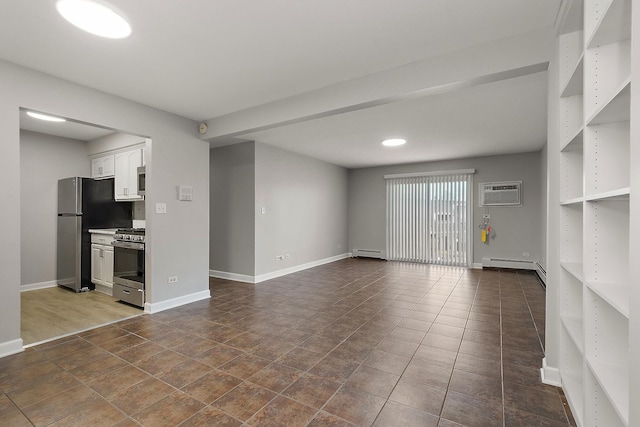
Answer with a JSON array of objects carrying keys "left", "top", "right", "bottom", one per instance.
[{"left": 156, "top": 203, "right": 167, "bottom": 214}]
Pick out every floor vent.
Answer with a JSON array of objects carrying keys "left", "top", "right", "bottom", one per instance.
[{"left": 352, "top": 249, "right": 385, "bottom": 259}]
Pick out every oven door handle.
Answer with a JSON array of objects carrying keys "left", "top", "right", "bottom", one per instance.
[{"left": 112, "top": 241, "right": 145, "bottom": 250}]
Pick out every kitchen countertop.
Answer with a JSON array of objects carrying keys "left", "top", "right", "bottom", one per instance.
[{"left": 88, "top": 228, "right": 119, "bottom": 235}]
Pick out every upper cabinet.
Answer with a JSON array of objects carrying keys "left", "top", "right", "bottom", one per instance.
[
  {"left": 115, "top": 147, "right": 144, "bottom": 201},
  {"left": 91, "top": 154, "right": 115, "bottom": 179}
]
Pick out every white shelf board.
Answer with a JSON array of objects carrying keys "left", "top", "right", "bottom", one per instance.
[
  {"left": 560, "top": 127, "right": 584, "bottom": 152},
  {"left": 561, "top": 54, "right": 584, "bottom": 98},
  {"left": 584, "top": 187, "right": 630, "bottom": 202},
  {"left": 586, "top": 0, "right": 632, "bottom": 48},
  {"left": 560, "top": 197, "right": 584, "bottom": 206},
  {"left": 562, "top": 371, "right": 585, "bottom": 427},
  {"left": 561, "top": 262, "right": 584, "bottom": 282},
  {"left": 561, "top": 315, "right": 584, "bottom": 353},
  {"left": 586, "top": 358, "right": 629, "bottom": 426},
  {"left": 587, "top": 79, "right": 631, "bottom": 125},
  {"left": 585, "top": 281, "right": 629, "bottom": 318}
]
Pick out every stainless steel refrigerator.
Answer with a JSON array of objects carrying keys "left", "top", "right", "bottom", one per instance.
[{"left": 57, "top": 177, "right": 132, "bottom": 292}]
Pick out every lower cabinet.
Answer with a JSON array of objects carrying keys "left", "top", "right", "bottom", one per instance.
[{"left": 91, "top": 243, "right": 114, "bottom": 295}]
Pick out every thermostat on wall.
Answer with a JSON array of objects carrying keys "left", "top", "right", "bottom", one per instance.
[{"left": 178, "top": 185, "right": 193, "bottom": 201}]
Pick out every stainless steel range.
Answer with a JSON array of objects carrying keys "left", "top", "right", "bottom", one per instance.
[{"left": 112, "top": 228, "right": 145, "bottom": 308}]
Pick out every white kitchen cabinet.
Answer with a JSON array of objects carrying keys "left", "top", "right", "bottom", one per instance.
[
  {"left": 115, "top": 147, "right": 143, "bottom": 201},
  {"left": 91, "top": 154, "right": 115, "bottom": 179},
  {"left": 91, "top": 243, "right": 114, "bottom": 295}
]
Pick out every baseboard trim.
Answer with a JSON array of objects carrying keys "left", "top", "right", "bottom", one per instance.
[
  {"left": 255, "top": 253, "right": 351, "bottom": 283},
  {"left": 209, "top": 270, "right": 255, "bottom": 284},
  {"left": 144, "top": 289, "right": 211, "bottom": 314},
  {"left": 472, "top": 263, "right": 483, "bottom": 269},
  {"left": 0, "top": 338, "right": 24, "bottom": 358},
  {"left": 21, "top": 280, "right": 57, "bottom": 292},
  {"left": 540, "top": 357, "right": 562, "bottom": 387},
  {"left": 210, "top": 253, "right": 352, "bottom": 284}
]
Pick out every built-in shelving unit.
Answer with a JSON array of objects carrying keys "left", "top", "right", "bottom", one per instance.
[{"left": 551, "top": 0, "right": 635, "bottom": 425}]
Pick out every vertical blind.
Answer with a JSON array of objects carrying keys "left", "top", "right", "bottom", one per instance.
[{"left": 385, "top": 170, "right": 473, "bottom": 267}]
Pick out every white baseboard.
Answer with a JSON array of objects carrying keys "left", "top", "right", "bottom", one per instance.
[
  {"left": 210, "top": 253, "right": 351, "bottom": 284},
  {"left": 255, "top": 253, "right": 351, "bottom": 283},
  {"left": 21, "top": 280, "right": 57, "bottom": 292},
  {"left": 472, "top": 263, "right": 483, "bottom": 269},
  {"left": 0, "top": 338, "right": 24, "bottom": 358},
  {"left": 209, "top": 270, "right": 255, "bottom": 284},
  {"left": 95, "top": 283, "right": 113, "bottom": 296},
  {"left": 144, "top": 289, "right": 211, "bottom": 314},
  {"left": 540, "top": 357, "right": 562, "bottom": 387}
]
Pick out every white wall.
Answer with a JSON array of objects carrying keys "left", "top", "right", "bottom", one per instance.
[
  {"left": 254, "top": 142, "right": 349, "bottom": 277},
  {"left": 0, "top": 59, "right": 209, "bottom": 356},
  {"left": 87, "top": 132, "right": 145, "bottom": 155},
  {"left": 20, "top": 131, "right": 90, "bottom": 288},
  {"left": 348, "top": 151, "right": 544, "bottom": 265},
  {"left": 210, "top": 142, "right": 256, "bottom": 276},
  {"left": 540, "top": 143, "right": 548, "bottom": 270}
]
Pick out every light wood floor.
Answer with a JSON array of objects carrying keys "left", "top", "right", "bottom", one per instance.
[{"left": 21, "top": 286, "right": 142, "bottom": 345}]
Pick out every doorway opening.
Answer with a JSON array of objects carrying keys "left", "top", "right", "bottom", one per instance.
[{"left": 19, "top": 108, "right": 149, "bottom": 346}]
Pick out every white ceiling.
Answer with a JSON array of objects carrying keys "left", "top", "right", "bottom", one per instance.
[
  {"left": 20, "top": 110, "right": 115, "bottom": 141},
  {"left": 242, "top": 71, "right": 549, "bottom": 168},
  {"left": 1, "top": 0, "right": 561, "bottom": 167}
]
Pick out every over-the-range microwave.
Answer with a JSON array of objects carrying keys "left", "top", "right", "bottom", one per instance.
[{"left": 137, "top": 166, "right": 146, "bottom": 196}]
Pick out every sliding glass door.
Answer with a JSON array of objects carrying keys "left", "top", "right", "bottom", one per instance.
[{"left": 386, "top": 170, "right": 473, "bottom": 267}]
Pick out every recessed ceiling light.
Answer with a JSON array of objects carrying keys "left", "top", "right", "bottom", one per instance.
[
  {"left": 26, "top": 112, "right": 67, "bottom": 122},
  {"left": 56, "top": 0, "right": 131, "bottom": 39},
  {"left": 382, "top": 138, "right": 406, "bottom": 147}
]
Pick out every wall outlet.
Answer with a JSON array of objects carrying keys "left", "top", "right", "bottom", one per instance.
[
  {"left": 522, "top": 252, "right": 530, "bottom": 258},
  {"left": 275, "top": 255, "right": 284, "bottom": 261},
  {"left": 168, "top": 276, "right": 178, "bottom": 284}
]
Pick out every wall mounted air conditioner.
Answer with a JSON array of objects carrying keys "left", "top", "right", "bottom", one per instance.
[{"left": 479, "top": 181, "right": 522, "bottom": 206}]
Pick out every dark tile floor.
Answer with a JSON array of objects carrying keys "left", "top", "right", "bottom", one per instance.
[{"left": 0, "top": 259, "right": 575, "bottom": 426}]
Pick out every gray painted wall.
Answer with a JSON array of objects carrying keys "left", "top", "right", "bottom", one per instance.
[
  {"left": 254, "top": 142, "right": 348, "bottom": 276},
  {"left": 540, "top": 143, "right": 548, "bottom": 270},
  {"left": 20, "top": 131, "right": 90, "bottom": 287},
  {"left": 210, "top": 142, "right": 256, "bottom": 276},
  {"left": 348, "top": 151, "right": 544, "bottom": 265},
  {"left": 87, "top": 132, "right": 145, "bottom": 155},
  {"left": 0, "top": 59, "right": 209, "bottom": 354}
]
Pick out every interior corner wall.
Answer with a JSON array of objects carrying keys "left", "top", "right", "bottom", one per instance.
[
  {"left": 210, "top": 142, "right": 256, "bottom": 276},
  {"left": 20, "top": 130, "right": 90, "bottom": 288},
  {"left": 348, "top": 151, "right": 545, "bottom": 265},
  {"left": 254, "top": 142, "right": 349, "bottom": 277}
]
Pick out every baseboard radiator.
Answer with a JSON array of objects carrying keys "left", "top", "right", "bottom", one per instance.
[
  {"left": 482, "top": 257, "right": 536, "bottom": 270},
  {"left": 352, "top": 249, "right": 385, "bottom": 259}
]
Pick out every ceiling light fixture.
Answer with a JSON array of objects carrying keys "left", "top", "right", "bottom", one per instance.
[
  {"left": 26, "top": 112, "right": 67, "bottom": 122},
  {"left": 382, "top": 138, "right": 406, "bottom": 147},
  {"left": 56, "top": 0, "right": 132, "bottom": 39}
]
